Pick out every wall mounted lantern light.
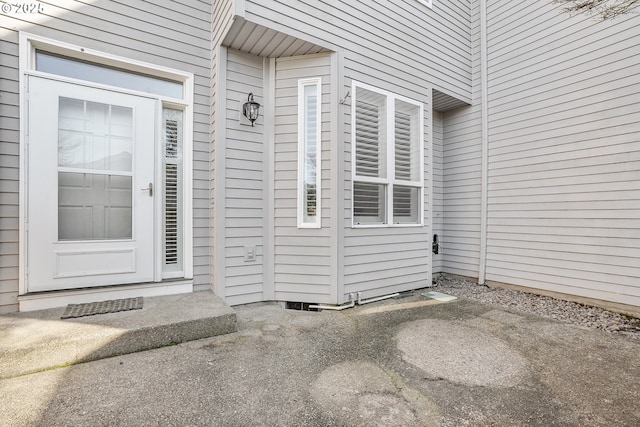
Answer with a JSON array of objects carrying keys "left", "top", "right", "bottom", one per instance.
[{"left": 242, "top": 93, "right": 261, "bottom": 126}]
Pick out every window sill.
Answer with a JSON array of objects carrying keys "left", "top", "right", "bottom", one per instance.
[{"left": 351, "top": 223, "right": 424, "bottom": 229}]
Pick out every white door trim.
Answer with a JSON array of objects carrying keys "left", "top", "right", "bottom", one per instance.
[{"left": 18, "top": 32, "right": 195, "bottom": 299}]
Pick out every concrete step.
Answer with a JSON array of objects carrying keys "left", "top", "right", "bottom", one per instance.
[{"left": 0, "top": 290, "right": 236, "bottom": 379}]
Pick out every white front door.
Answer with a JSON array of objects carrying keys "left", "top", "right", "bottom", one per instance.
[{"left": 27, "top": 76, "right": 156, "bottom": 292}]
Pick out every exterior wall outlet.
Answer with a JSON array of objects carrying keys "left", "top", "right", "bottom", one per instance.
[{"left": 244, "top": 245, "right": 257, "bottom": 262}]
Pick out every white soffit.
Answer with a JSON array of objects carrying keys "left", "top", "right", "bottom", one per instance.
[{"left": 223, "top": 18, "right": 331, "bottom": 57}]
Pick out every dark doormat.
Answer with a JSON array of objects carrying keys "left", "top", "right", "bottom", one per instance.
[{"left": 61, "top": 297, "right": 143, "bottom": 319}]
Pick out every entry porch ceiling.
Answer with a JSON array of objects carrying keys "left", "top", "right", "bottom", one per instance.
[
  {"left": 433, "top": 89, "right": 470, "bottom": 112},
  {"left": 222, "top": 18, "right": 332, "bottom": 58},
  {"left": 222, "top": 19, "right": 470, "bottom": 112}
]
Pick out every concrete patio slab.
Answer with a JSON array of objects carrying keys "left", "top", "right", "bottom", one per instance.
[
  {"left": 0, "top": 291, "right": 638, "bottom": 426},
  {"left": 0, "top": 290, "right": 236, "bottom": 379}
]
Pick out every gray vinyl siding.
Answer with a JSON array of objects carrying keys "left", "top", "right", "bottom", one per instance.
[
  {"left": 210, "top": 0, "right": 235, "bottom": 297},
  {"left": 439, "top": 0, "right": 483, "bottom": 280},
  {"left": 0, "top": 36, "right": 19, "bottom": 313},
  {"left": 342, "top": 60, "right": 433, "bottom": 299},
  {"left": 243, "top": 0, "right": 472, "bottom": 103},
  {"left": 0, "top": 0, "right": 212, "bottom": 312},
  {"left": 483, "top": 1, "right": 640, "bottom": 307},
  {"left": 432, "top": 111, "right": 444, "bottom": 273},
  {"left": 218, "top": 0, "right": 472, "bottom": 303},
  {"left": 440, "top": 104, "right": 482, "bottom": 278},
  {"left": 223, "top": 49, "right": 265, "bottom": 306},
  {"left": 273, "top": 54, "right": 333, "bottom": 303}
]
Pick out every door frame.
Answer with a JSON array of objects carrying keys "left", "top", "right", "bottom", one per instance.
[
  {"left": 26, "top": 76, "right": 158, "bottom": 292},
  {"left": 18, "top": 33, "right": 194, "bottom": 301}
]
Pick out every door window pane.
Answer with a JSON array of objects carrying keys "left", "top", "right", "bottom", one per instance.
[
  {"left": 58, "top": 172, "right": 132, "bottom": 240},
  {"left": 58, "top": 98, "right": 133, "bottom": 172}
]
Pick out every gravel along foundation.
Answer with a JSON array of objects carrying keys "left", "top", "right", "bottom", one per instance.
[{"left": 432, "top": 274, "right": 640, "bottom": 339}]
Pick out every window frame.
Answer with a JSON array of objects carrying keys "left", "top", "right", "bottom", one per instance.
[
  {"left": 297, "top": 77, "right": 323, "bottom": 229},
  {"left": 18, "top": 32, "right": 195, "bottom": 288},
  {"left": 351, "top": 81, "right": 425, "bottom": 228}
]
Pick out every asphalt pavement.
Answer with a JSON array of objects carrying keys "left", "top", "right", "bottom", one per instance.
[{"left": 1, "top": 291, "right": 638, "bottom": 426}]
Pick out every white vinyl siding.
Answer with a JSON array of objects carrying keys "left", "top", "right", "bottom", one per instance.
[
  {"left": 298, "top": 78, "right": 322, "bottom": 228},
  {"left": 352, "top": 82, "right": 424, "bottom": 227}
]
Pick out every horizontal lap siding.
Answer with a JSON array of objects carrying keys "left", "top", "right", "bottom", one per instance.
[
  {"left": 342, "top": 57, "right": 433, "bottom": 298},
  {"left": 0, "top": 36, "right": 19, "bottom": 313},
  {"left": 432, "top": 111, "right": 444, "bottom": 273},
  {"left": 239, "top": 0, "right": 471, "bottom": 302},
  {"left": 245, "top": 0, "right": 471, "bottom": 102},
  {"left": 211, "top": 0, "right": 236, "bottom": 296},
  {"left": 441, "top": 105, "right": 482, "bottom": 277},
  {"left": 274, "top": 55, "right": 333, "bottom": 303},
  {"left": 343, "top": 228, "right": 432, "bottom": 297},
  {"left": 224, "top": 50, "right": 265, "bottom": 305},
  {"left": 0, "top": 0, "right": 212, "bottom": 312},
  {"left": 440, "top": 1, "right": 482, "bottom": 279},
  {"left": 485, "top": 1, "right": 640, "bottom": 306}
]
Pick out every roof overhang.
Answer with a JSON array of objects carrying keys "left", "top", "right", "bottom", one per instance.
[{"left": 222, "top": 17, "right": 332, "bottom": 58}]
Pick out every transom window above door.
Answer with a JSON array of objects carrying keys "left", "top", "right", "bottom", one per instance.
[
  {"left": 20, "top": 32, "right": 194, "bottom": 290},
  {"left": 36, "top": 51, "right": 184, "bottom": 99}
]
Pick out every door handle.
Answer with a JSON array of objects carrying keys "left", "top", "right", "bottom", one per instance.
[{"left": 141, "top": 183, "right": 153, "bottom": 196}]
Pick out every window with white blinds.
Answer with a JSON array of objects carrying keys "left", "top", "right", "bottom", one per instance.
[
  {"left": 162, "top": 108, "right": 183, "bottom": 274},
  {"left": 352, "top": 82, "right": 423, "bottom": 226},
  {"left": 298, "top": 78, "right": 322, "bottom": 228}
]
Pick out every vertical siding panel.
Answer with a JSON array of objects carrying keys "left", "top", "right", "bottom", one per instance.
[
  {"left": 484, "top": 0, "right": 640, "bottom": 306},
  {"left": 1, "top": 0, "right": 212, "bottom": 312},
  {"left": 274, "top": 54, "right": 333, "bottom": 303}
]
